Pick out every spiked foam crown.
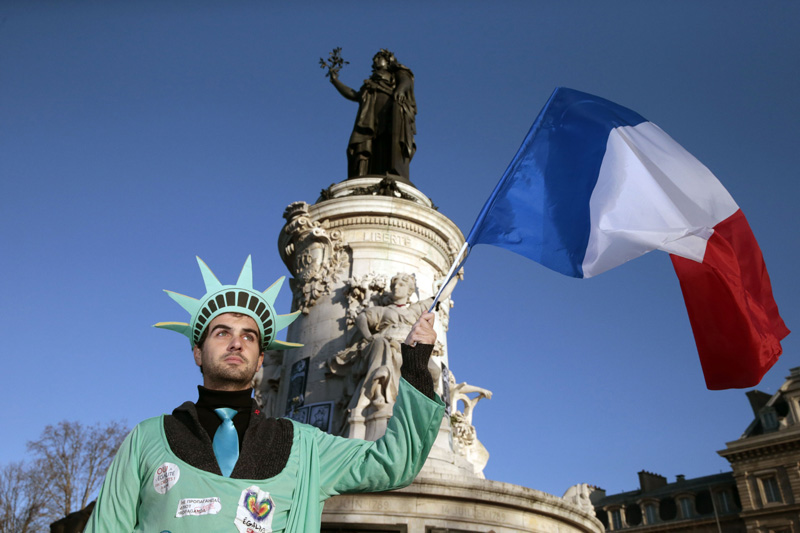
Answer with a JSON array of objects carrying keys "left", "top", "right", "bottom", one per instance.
[{"left": 154, "top": 256, "right": 301, "bottom": 351}]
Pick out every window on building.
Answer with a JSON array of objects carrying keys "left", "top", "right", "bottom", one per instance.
[
  {"left": 694, "top": 490, "right": 713, "bottom": 515},
  {"left": 644, "top": 503, "right": 658, "bottom": 524},
  {"left": 659, "top": 497, "right": 677, "bottom": 521},
  {"left": 760, "top": 475, "right": 782, "bottom": 504},
  {"left": 715, "top": 490, "right": 734, "bottom": 513},
  {"left": 625, "top": 504, "right": 641, "bottom": 526},
  {"left": 761, "top": 409, "right": 779, "bottom": 431},
  {"left": 611, "top": 509, "right": 623, "bottom": 530},
  {"left": 595, "top": 509, "right": 609, "bottom": 529},
  {"left": 679, "top": 497, "right": 692, "bottom": 518}
]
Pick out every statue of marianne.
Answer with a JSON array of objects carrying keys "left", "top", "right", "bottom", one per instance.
[
  {"left": 328, "top": 273, "right": 456, "bottom": 440},
  {"left": 328, "top": 49, "right": 417, "bottom": 184}
]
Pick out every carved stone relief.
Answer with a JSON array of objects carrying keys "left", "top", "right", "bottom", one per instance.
[
  {"left": 562, "top": 484, "right": 597, "bottom": 514},
  {"left": 327, "top": 272, "right": 450, "bottom": 441},
  {"left": 252, "top": 350, "right": 284, "bottom": 418},
  {"left": 344, "top": 272, "right": 389, "bottom": 326},
  {"left": 448, "top": 370, "right": 492, "bottom": 476},
  {"left": 279, "top": 202, "right": 350, "bottom": 314}
]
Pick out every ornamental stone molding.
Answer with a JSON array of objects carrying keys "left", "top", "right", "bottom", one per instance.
[
  {"left": 323, "top": 474, "right": 604, "bottom": 533},
  {"left": 278, "top": 201, "right": 350, "bottom": 315},
  {"left": 318, "top": 176, "right": 420, "bottom": 204}
]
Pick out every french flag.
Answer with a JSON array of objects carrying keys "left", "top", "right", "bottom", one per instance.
[{"left": 466, "top": 87, "right": 789, "bottom": 390}]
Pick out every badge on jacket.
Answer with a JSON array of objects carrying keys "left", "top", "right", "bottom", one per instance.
[{"left": 234, "top": 485, "right": 274, "bottom": 533}]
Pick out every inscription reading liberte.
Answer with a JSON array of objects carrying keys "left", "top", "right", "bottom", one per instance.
[{"left": 363, "top": 231, "right": 412, "bottom": 247}]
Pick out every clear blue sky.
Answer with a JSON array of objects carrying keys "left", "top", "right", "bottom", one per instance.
[{"left": 1, "top": 1, "right": 798, "bottom": 498}]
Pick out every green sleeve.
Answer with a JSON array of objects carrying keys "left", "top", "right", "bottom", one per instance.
[
  {"left": 83, "top": 425, "right": 142, "bottom": 532},
  {"left": 316, "top": 378, "right": 444, "bottom": 498}
]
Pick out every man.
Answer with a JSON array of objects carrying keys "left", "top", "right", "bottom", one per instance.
[{"left": 85, "top": 256, "right": 444, "bottom": 533}]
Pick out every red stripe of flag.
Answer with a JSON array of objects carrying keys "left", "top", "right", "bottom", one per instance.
[{"left": 671, "top": 209, "right": 790, "bottom": 390}]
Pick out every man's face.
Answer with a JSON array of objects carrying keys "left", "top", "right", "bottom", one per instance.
[{"left": 193, "top": 313, "right": 264, "bottom": 391}]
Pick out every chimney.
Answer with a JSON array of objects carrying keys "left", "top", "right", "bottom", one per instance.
[{"left": 638, "top": 471, "right": 667, "bottom": 492}]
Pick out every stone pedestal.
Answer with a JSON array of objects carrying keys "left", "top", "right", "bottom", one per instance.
[
  {"left": 322, "top": 474, "right": 604, "bottom": 533},
  {"left": 270, "top": 177, "right": 479, "bottom": 475}
]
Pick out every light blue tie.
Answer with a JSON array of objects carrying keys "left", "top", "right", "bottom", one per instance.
[{"left": 213, "top": 408, "right": 239, "bottom": 477}]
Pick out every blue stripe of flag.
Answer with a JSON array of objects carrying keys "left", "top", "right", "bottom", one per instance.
[{"left": 466, "top": 87, "right": 647, "bottom": 277}]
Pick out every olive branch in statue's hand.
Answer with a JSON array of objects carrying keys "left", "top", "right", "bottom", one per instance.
[{"left": 319, "top": 47, "right": 349, "bottom": 78}]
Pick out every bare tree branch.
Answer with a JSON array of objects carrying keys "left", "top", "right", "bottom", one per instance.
[
  {"left": 24, "top": 420, "right": 128, "bottom": 521},
  {"left": 0, "top": 461, "right": 46, "bottom": 533}
]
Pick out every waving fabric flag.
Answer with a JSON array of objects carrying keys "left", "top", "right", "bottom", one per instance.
[{"left": 466, "top": 87, "right": 788, "bottom": 390}]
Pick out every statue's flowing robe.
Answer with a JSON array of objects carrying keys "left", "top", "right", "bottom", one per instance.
[
  {"left": 329, "top": 301, "right": 429, "bottom": 420},
  {"left": 348, "top": 66, "right": 416, "bottom": 182}
]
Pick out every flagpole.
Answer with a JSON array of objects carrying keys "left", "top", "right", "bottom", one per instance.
[{"left": 428, "top": 241, "right": 469, "bottom": 312}]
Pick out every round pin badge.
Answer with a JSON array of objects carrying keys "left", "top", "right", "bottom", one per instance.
[{"left": 153, "top": 462, "right": 180, "bottom": 495}]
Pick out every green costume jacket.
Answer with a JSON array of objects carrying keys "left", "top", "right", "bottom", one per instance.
[{"left": 85, "top": 373, "right": 444, "bottom": 533}]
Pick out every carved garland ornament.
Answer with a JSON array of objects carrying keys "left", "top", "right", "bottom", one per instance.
[
  {"left": 343, "top": 272, "right": 389, "bottom": 326},
  {"left": 279, "top": 202, "right": 350, "bottom": 314}
]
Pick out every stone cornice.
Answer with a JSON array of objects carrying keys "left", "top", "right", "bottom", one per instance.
[
  {"left": 309, "top": 195, "right": 465, "bottom": 264},
  {"left": 737, "top": 501, "right": 800, "bottom": 519},
  {"left": 717, "top": 428, "right": 800, "bottom": 462},
  {"left": 718, "top": 429, "right": 800, "bottom": 462}
]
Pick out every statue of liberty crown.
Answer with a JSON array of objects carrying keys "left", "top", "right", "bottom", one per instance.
[{"left": 154, "top": 256, "right": 302, "bottom": 351}]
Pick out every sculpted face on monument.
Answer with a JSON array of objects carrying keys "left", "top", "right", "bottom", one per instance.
[
  {"left": 372, "top": 53, "right": 389, "bottom": 71},
  {"left": 389, "top": 273, "right": 416, "bottom": 304}
]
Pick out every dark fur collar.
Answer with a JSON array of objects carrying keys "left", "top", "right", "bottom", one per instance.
[{"left": 164, "top": 401, "right": 294, "bottom": 479}]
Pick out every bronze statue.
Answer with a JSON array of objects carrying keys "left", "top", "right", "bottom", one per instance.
[{"left": 323, "top": 49, "right": 417, "bottom": 184}]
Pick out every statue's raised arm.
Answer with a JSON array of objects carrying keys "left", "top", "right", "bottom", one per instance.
[{"left": 330, "top": 73, "right": 359, "bottom": 101}]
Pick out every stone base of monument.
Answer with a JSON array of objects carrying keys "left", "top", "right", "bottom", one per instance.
[
  {"left": 321, "top": 474, "right": 603, "bottom": 533},
  {"left": 421, "top": 419, "right": 486, "bottom": 478}
]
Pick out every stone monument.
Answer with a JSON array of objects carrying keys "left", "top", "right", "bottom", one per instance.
[{"left": 251, "top": 50, "right": 603, "bottom": 533}]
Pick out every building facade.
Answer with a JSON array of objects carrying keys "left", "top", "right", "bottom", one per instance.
[
  {"left": 718, "top": 367, "right": 800, "bottom": 533},
  {"left": 593, "top": 367, "right": 800, "bottom": 532}
]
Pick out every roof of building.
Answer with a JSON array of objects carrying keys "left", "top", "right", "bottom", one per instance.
[{"left": 593, "top": 472, "right": 734, "bottom": 507}]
